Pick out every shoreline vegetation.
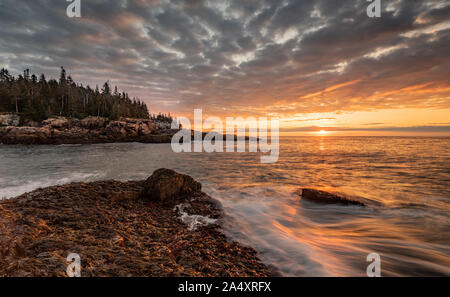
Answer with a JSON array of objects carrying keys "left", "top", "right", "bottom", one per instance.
[
  {"left": 0, "top": 67, "right": 152, "bottom": 122},
  {"left": 0, "top": 169, "right": 274, "bottom": 277},
  {"left": 0, "top": 67, "right": 179, "bottom": 145},
  {"left": 0, "top": 67, "right": 258, "bottom": 145}
]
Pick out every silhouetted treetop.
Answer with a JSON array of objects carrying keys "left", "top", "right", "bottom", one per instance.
[{"left": 0, "top": 67, "right": 150, "bottom": 122}]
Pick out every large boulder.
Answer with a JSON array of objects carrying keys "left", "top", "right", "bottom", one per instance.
[
  {"left": 51, "top": 127, "right": 91, "bottom": 144},
  {"left": 300, "top": 188, "right": 365, "bottom": 206},
  {"left": 0, "top": 126, "right": 52, "bottom": 144},
  {"left": 141, "top": 168, "right": 202, "bottom": 202},
  {"left": 106, "top": 118, "right": 157, "bottom": 139},
  {"left": 0, "top": 113, "right": 20, "bottom": 126},
  {"left": 68, "top": 118, "right": 81, "bottom": 128},
  {"left": 106, "top": 121, "right": 129, "bottom": 138},
  {"left": 42, "top": 117, "right": 68, "bottom": 129},
  {"left": 22, "top": 120, "right": 41, "bottom": 127},
  {"left": 155, "top": 121, "right": 172, "bottom": 131},
  {"left": 138, "top": 121, "right": 157, "bottom": 136},
  {"left": 119, "top": 117, "right": 139, "bottom": 124},
  {"left": 80, "top": 117, "right": 108, "bottom": 129}
]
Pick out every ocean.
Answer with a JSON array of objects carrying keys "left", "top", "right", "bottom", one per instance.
[{"left": 1, "top": 136, "right": 449, "bottom": 276}]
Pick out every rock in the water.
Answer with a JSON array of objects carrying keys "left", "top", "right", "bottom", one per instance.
[
  {"left": 300, "top": 188, "right": 365, "bottom": 206},
  {"left": 141, "top": 168, "right": 202, "bottom": 202}
]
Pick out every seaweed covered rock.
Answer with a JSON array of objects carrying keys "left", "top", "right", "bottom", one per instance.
[
  {"left": 300, "top": 188, "right": 365, "bottom": 206},
  {"left": 0, "top": 179, "right": 271, "bottom": 277},
  {"left": 141, "top": 168, "right": 202, "bottom": 202}
]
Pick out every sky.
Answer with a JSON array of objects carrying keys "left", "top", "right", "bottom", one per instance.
[{"left": 0, "top": 0, "right": 449, "bottom": 135}]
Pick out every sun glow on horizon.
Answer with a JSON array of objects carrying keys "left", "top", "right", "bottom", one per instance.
[{"left": 316, "top": 129, "right": 328, "bottom": 135}]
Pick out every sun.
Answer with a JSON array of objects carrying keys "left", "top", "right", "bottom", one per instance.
[{"left": 316, "top": 129, "right": 327, "bottom": 135}]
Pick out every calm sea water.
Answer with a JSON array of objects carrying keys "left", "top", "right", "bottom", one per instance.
[{"left": 0, "top": 137, "right": 449, "bottom": 276}]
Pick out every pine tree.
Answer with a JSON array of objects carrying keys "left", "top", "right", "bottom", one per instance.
[{"left": 0, "top": 67, "right": 150, "bottom": 121}]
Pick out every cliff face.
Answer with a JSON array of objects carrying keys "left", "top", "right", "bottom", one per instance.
[{"left": 0, "top": 116, "right": 177, "bottom": 145}]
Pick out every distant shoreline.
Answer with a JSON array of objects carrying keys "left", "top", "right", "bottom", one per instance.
[
  {"left": 0, "top": 114, "right": 260, "bottom": 145},
  {"left": 0, "top": 115, "right": 177, "bottom": 145}
]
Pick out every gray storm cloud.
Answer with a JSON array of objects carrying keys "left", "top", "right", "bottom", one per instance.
[{"left": 0, "top": 0, "right": 449, "bottom": 116}]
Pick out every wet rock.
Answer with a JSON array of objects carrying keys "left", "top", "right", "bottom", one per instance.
[
  {"left": 0, "top": 179, "right": 271, "bottom": 277},
  {"left": 141, "top": 169, "right": 202, "bottom": 202},
  {"left": 300, "top": 188, "right": 365, "bottom": 206}
]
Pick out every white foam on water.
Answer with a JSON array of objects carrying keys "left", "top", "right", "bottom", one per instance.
[
  {"left": 207, "top": 185, "right": 336, "bottom": 276},
  {"left": 1, "top": 137, "right": 449, "bottom": 276},
  {"left": 174, "top": 203, "right": 217, "bottom": 231},
  {"left": 0, "top": 171, "right": 106, "bottom": 199}
]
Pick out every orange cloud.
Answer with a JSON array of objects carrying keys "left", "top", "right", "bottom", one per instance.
[{"left": 300, "top": 79, "right": 362, "bottom": 99}]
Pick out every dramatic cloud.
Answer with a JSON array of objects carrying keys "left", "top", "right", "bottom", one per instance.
[{"left": 0, "top": 0, "right": 449, "bottom": 125}]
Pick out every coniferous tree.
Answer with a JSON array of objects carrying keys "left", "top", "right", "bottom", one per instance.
[{"left": 0, "top": 67, "right": 150, "bottom": 122}]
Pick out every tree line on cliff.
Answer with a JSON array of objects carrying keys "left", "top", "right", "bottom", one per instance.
[{"left": 0, "top": 67, "right": 151, "bottom": 122}]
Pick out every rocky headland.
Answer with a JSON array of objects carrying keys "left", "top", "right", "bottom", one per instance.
[
  {"left": 0, "top": 115, "right": 177, "bottom": 145},
  {"left": 0, "top": 114, "right": 257, "bottom": 145},
  {"left": 0, "top": 169, "right": 272, "bottom": 277}
]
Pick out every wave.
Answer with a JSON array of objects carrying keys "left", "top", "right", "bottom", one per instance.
[
  {"left": 0, "top": 171, "right": 106, "bottom": 199},
  {"left": 206, "top": 184, "right": 450, "bottom": 276}
]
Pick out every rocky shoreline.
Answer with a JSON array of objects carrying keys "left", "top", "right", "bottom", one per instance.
[
  {"left": 0, "top": 115, "right": 257, "bottom": 145},
  {"left": 0, "top": 169, "right": 272, "bottom": 277},
  {"left": 0, "top": 116, "right": 177, "bottom": 145}
]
